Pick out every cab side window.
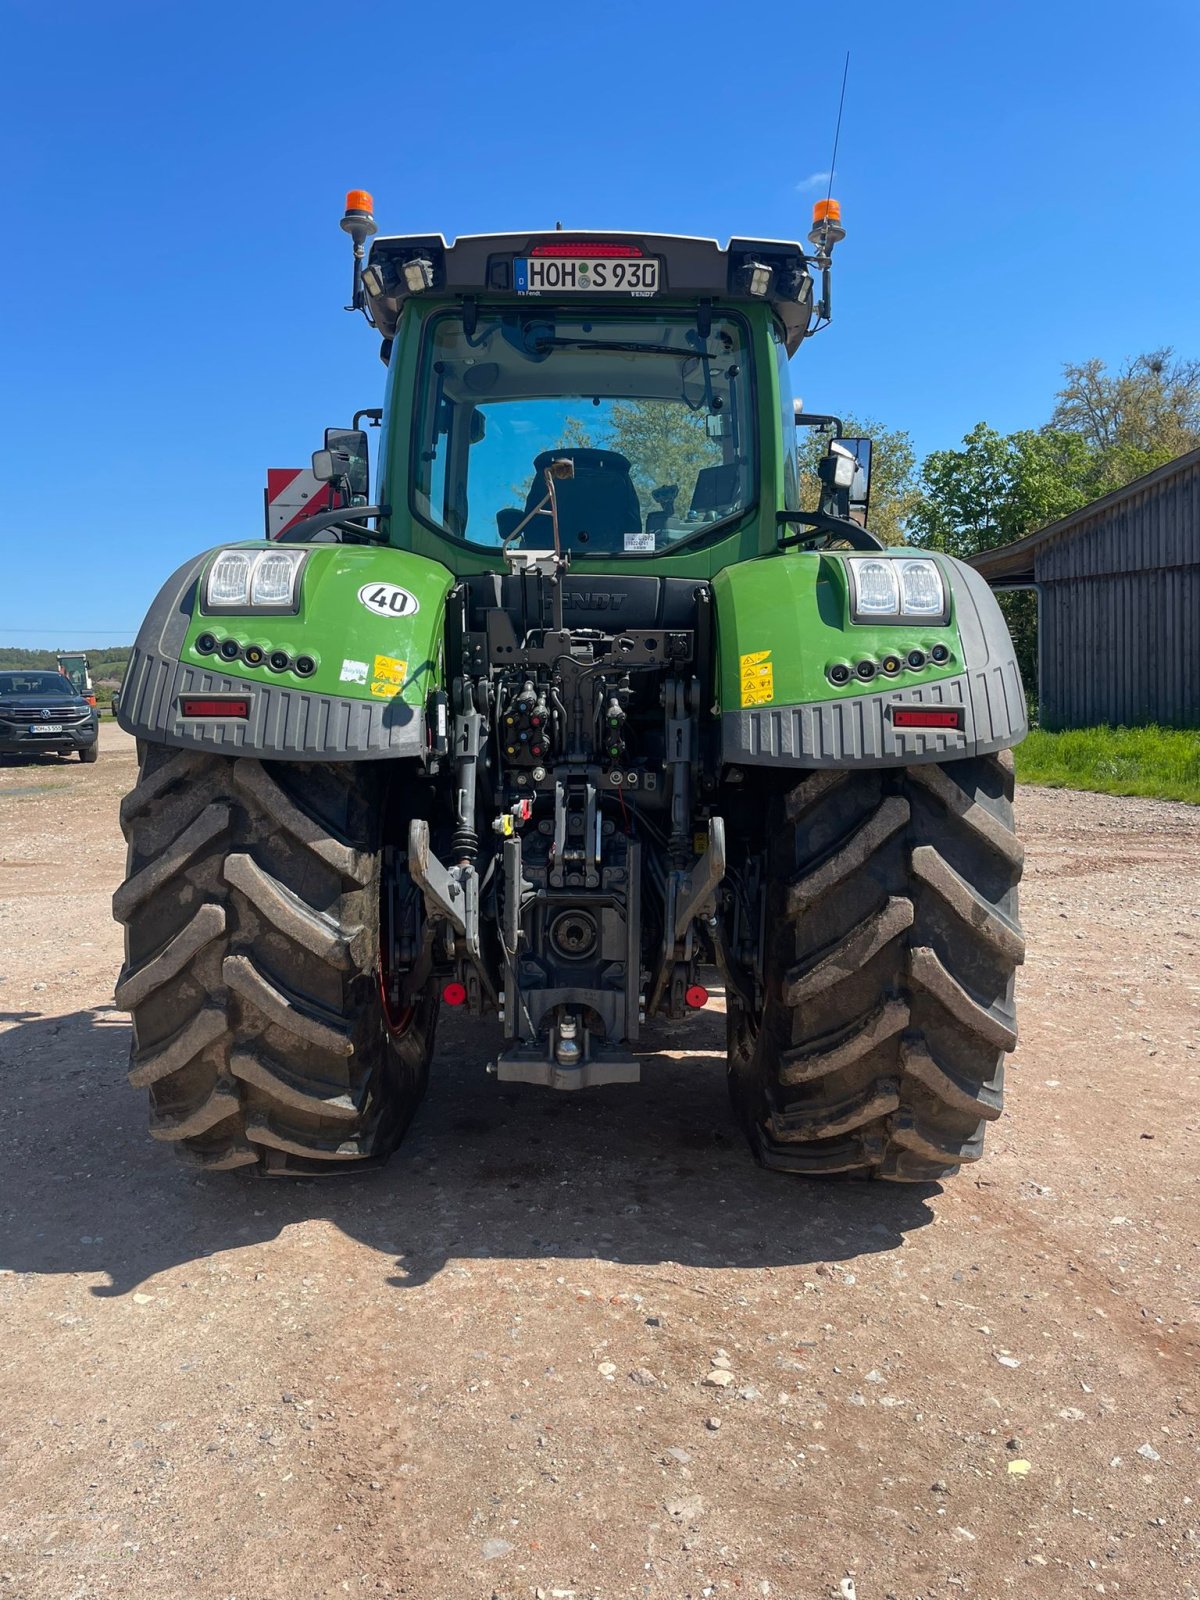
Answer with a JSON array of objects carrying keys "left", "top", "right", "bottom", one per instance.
[{"left": 772, "top": 326, "right": 800, "bottom": 512}]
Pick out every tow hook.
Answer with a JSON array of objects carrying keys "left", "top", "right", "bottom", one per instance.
[{"left": 555, "top": 1013, "right": 582, "bottom": 1067}]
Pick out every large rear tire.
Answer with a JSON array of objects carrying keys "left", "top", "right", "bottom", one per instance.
[
  {"left": 113, "top": 746, "right": 438, "bottom": 1175},
  {"left": 728, "top": 753, "right": 1023, "bottom": 1181}
]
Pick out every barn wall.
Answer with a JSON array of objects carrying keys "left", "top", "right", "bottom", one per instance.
[
  {"left": 1039, "top": 566, "right": 1200, "bottom": 728},
  {"left": 1032, "top": 455, "right": 1200, "bottom": 729}
]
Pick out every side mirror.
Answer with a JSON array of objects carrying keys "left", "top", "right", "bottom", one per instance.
[
  {"left": 828, "top": 446, "right": 857, "bottom": 490},
  {"left": 312, "top": 427, "right": 370, "bottom": 502},
  {"left": 817, "top": 436, "right": 873, "bottom": 524},
  {"left": 840, "top": 437, "right": 872, "bottom": 523}
]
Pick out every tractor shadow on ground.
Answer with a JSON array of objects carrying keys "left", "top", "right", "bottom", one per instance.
[{"left": 0, "top": 1003, "right": 939, "bottom": 1297}]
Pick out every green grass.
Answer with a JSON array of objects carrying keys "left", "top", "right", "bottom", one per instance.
[{"left": 1015, "top": 724, "right": 1200, "bottom": 805}]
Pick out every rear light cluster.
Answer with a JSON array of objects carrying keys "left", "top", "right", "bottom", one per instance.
[
  {"left": 195, "top": 633, "right": 316, "bottom": 677},
  {"left": 529, "top": 241, "right": 643, "bottom": 258},
  {"left": 180, "top": 697, "right": 250, "bottom": 719},
  {"left": 827, "top": 642, "right": 952, "bottom": 687},
  {"left": 892, "top": 707, "right": 963, "bottom": 730}
]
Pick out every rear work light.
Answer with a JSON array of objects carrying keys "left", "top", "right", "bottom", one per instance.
[
  {"left": 892, "top": 708, "right": 963, "bottom": 730},
  {"left": 529, "top": 241, "right": 643, "bottom": 257},
  {"left": 204, "top": 548, "right": 306, "bottom": 613},
  {"left": 738, "top": 261, "right": 773, "bottom": 297},
  {"left": 402, "top": 256, "right": 436, "bottom": 293},
  {"left": 180, "top": 697, "right": 250, "bottom": 718},
  {"left": 846, "top": 556, "right": 948, "bottom": 623}
]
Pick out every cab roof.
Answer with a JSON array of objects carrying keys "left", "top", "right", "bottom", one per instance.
[{"left": 363, "top": 230, "right": 815, "bottom": 353}]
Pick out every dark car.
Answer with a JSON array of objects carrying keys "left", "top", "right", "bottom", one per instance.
[{"left": 0, "top": 671, "right": 99, "bottom": 763}]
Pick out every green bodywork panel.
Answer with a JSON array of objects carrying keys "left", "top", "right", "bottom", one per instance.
[
  {"left": 712, "top": 551, "right": 963, "bottom": 711},
  {"left": 182, "top": 543, "right": 454, "bottom": 707}
]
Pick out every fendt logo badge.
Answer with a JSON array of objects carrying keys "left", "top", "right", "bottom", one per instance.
[
  {"left": 357, "top": 583, "right": 420, "bottom": 618},
  {"left": 563, "top": 593, "right": 626, "bottom": 612}
]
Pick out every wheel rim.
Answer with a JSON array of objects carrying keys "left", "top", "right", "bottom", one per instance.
[{"left": 378, "top": 969, "right": 416, "bottom": 1039}]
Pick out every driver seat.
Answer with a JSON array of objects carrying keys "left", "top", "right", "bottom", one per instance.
[{"left": 522, "top": 449, "right": 642, "bottom": 551}]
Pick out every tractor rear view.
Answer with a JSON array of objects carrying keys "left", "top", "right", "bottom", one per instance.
[{"left": 113, "top": 193, "right": 1026, "bottom": 1179}]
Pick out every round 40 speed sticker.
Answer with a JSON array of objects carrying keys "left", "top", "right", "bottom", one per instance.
[{"left": 357, "top": 582, "right": 420, "bottom": 618}]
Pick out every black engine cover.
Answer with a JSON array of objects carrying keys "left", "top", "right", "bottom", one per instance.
[{"left": 464, "top": 572, "right": 709, "bottom": 634}]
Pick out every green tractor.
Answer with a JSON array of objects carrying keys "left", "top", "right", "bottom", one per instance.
[{"left": 113, "top": 192, "right": 1026, "bottom": 1180}]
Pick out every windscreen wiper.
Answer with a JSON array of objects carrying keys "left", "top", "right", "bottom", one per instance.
[{"left": 531, "top": 338, "right": 712, "bottom": 358}]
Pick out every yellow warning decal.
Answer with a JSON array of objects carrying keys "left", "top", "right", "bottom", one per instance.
[
  {"left": 370, "top": 680, "right": 402, "bottom": 699},
  {"left": 373, "top": 654, "right": 408, "bottom": 686},
  {"left": 739, "top": 649, "right": 774, "bottom": 707}
]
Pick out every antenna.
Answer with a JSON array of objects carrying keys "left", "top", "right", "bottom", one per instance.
[
  {"left": 825, "top": 53, "right": 850, "bottom": 208},
  {"left": 806, "top": 55, "right": 850, "bottom": 328}
]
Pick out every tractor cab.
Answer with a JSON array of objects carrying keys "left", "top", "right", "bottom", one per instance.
[{"left": 291, "top": 201, "right": 867, "bottom": 584}]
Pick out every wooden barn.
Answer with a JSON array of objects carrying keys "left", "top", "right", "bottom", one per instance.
[{"left": 969, "top": 447, "right": 1200, "bottom": 730}]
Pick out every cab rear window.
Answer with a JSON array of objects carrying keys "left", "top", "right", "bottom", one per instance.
[{"left": 411, "top": 310, "right": 755, "bottom": 555}]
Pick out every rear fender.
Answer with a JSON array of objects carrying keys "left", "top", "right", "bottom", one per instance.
[
  {"left": 713, "top": 551, "right": 1026, "bottom": 767},
  {"left": 117, "top": 543, "right": 453, "bottom": 760}
]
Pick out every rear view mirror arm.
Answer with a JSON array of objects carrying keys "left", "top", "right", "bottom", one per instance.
[{"left": 794, "top": 411, "right": 843, "bottom": 436}]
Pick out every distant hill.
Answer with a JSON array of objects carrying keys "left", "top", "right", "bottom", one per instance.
[{"left": 0, "top": 646, "right": 132, "bottom": 688}]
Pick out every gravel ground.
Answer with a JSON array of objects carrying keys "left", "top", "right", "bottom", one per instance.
[{"left": 1, "top": 726, "right": 1197, "bottom": 1599}]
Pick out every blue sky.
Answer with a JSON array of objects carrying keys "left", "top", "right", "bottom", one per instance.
[{"left": 2, "top": 0, "right": 1197, "bottom": 648}]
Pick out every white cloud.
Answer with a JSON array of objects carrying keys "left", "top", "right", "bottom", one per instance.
[{"left": 795, "top": 171, "right": 832, "bottom": 192}]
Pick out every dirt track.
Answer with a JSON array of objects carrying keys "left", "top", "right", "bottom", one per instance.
[{"left": 1, "top": 725, "right": 1197, "bottom": 1599}]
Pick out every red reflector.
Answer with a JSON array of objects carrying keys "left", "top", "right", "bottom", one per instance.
[
  {"left": 529, "top": 241, "right": 643, "bottom": 258},
  {"left": 180, "top": 697, "right": 250, "bottom": 718},
  {"left": 685, "top": 984, "right": 709, "bottom": 1009},
  {"left": 442, "top": 981, "right": 467, "bottom": 1007},
  {"left": 892, "top": 708, "right": 963, "bottom": 729}
]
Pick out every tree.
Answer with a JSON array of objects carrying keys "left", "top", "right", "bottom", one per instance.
[
  {"left": 797, "top": 414, "right": 920, "bottom": 546},
  {"left": 909, "top": 349, "right": 1200, "bottom": 565},
  {"left": 907, "top": 423, "right": 1097, "bottom": 706},
  {"left": 908, "top": 422, "right": 1095, "bottom": 560},
  {"left": 1049, "top": 348, "right": 1200, "bottom": 491}
]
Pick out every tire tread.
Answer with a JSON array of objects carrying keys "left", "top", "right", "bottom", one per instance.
[
  {"left": 113, "top": 747, "right": 435, "bottom": 1173},
  {"left": 731, "top": 753, "right": 1023, "bottom": 1182}
]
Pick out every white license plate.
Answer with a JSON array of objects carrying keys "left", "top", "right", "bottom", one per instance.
[
  {"left": 31, "top": 724, "right": 63, "bottom": 733},
  {"left": 515, "top": 257, "right": 659, "bottom": 295}
]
